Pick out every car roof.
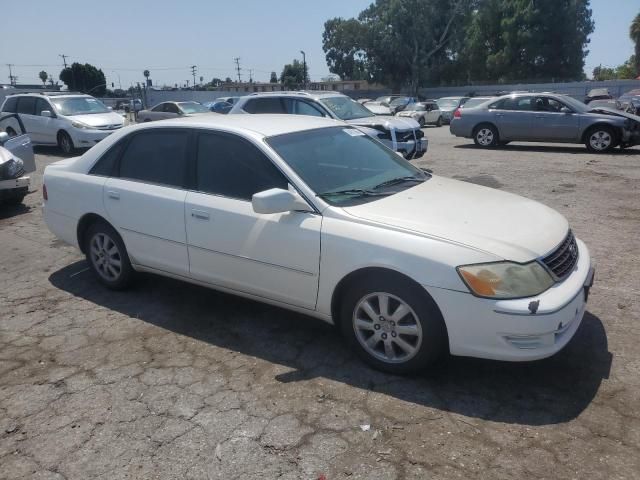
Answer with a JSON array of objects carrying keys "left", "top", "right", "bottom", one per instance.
[
  {"left": 133, "top": 113, "right": 344, "bottom": 137},
  {"left": 6, "top": 91, "right": 89, "bottom": 98}
]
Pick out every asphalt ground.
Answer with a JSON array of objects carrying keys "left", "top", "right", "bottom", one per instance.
[{"left": 1, "top": 126, "right": 639, "bottom": 479}]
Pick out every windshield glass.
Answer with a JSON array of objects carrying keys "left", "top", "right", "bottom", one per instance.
[
  {"left": 375, "top": 96, "right": 391, "bottom": 104},
  {"left": 389, "top": 97, "right": 410, "bottom": 107},
  {"left": 267, "top": 127, "right": 427, "bottom": 206},
  {"left": 51, "top": 97, "right": 110, "bottom": 115},
  {"left": 436, "top": 98, "right": 461, "bottom": 109},
  {"left": 178, "top": 102, "right": 210, "bottom": 114},
  {"left": 320, "top": 96, "right": 374, "bottom": 120}
]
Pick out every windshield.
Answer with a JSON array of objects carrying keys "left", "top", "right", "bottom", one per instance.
[
  {"left": 375, "top": 96, "right": 391, "bottom": 104},
  {"left": 51, "top": 97, "right": 110, "bottom": 115},
  {"left": 320, "top": 96, "right": 374, "bottom": 120},
  {"left": 436, "top": 98, "right": 461, "bottom": 109},
  {"left": 389, "top": 97, "right": 410, "bottom": 107},
  {"left": 178, "top": 102, "right": 210, "bottom": 114},
  {"left": 267, "top": 126, "right": 427, "bottom": 206}
]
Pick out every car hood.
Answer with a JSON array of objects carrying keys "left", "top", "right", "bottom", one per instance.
[
  {"left": 341, "top": 175, "right": 568, "bottom": 262},
  {"left": 66, "top": 112, "right": 125, "bottom": 127},
  {"left": 587, "top": 106, "right": 640, "bottom": 123},
  {"left": 346, "top": 115, "right": 420, "bottom": 130}
]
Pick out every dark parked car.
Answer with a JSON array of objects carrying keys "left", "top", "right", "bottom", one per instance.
[
  {"left": 388, "top": 96, "right": 419, "bottom": 114},
  {"left": 585, "top": 88, "right": 612, "bottom": 104},
  {"left": 617, "top": 89, "right": 640, "bottom": 114},
  {"left": 449, "top": 92, "right": 640, "bottom": 152}
]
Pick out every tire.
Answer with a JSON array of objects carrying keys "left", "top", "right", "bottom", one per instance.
[
  {"left": 339, "top": 273, "right": 448, "bottom": 374},
  {"left": 585, "top": 126, "right": 617, "bottom": 153},
  {"left": 435, "top": 116, "right": 443, "bottom": 127},
  {"left": 84, "top": 221, "right": 134, "bottom": 290},
  {"left": 418, "top": 116, "right": 426, "bottom": 127},
  {"left": 57, "top": 131, "right": 75, "bottom": 155},
  {"left": 473, "top": 124, "right": 499, "bottom": 148},
  {"left": 6, "top": 127, "right": 17, "bottom": 137}
]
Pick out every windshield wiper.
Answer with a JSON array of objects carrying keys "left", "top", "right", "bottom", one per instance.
[
  {"left": 372, "top": 175, "right": 426, "bottom": 190},
  {"left": 318, "top": 189, "right": 391, "bottom": 199}
]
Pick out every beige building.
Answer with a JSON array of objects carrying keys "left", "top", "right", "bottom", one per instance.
[{"left": 219, "top": 79, "right": 376, "bottom": 93}]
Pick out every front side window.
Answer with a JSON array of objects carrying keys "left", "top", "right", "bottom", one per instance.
[
  {"left": 151, "top": 104, "right": 165, "bottom": 112},
  {"left": 1, "top": 97, "right": 17, "bottom": 113},
  {"left": 50, "top": 97, "right": 110, "bottom": 115},
  {"left": 267, "top": 127, "right": 427, "bottom": 206},
  {"left": 164, "top": 103, "right": 180, "bottom": 114},
  {"left": 35, "top": 98, "right": 53, "bottom": 116},
  {"left": 196, "top": 132, "right": 288, "bottom": 200},
  {"left": 293, "top": 100, "right": 325, "bottom": 117},
  {"left": 243, "top": 97, "right": 286, "bottom": 114},
  {"left": 319, "top": 96, "right": 374, "bottom": 120},
  {"left": 17, "top": 97, "right": 37, "bottom": 115},
  {"left": 118, "top": 130, "right": 189, "bottom": 187}
]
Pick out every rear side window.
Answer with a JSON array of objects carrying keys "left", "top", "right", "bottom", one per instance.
[
  {"left": 2, "top": 97, "right": 17, "bottom": 113},
  {"left": 90, "top": 142, "right": 124, "bottom": 176},
  {"left": 17, "top": 97, "right": 37, "bottom": 115},
  {"left": 243, "top": 97, "right": 286, "bottom": 114},
  {"left": 118, "top": 130, "right": 189, "bottom": 187},
  {"left": 196, "top": 132, "right": 288, "bottom": 200}
]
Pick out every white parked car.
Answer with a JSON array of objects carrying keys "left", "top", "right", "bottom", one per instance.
[
  {"left": 0, "top": 114, "right": 35, "bottom": 205},
  {"left": 136, "top": 101, "right": 211, "bottom": 122},
  {"left": 43, "top": 115, "right": 594, "bottom": 373},
  {"left": 396, "top": 101, "right": 443, "bottom": 127},
  {"left": 0, "top": 92, "right": 126, "bottom": 154}
]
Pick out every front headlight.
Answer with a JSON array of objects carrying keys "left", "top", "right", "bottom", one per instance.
[
  {"left": 71, "top": 120, "right": 91, "bottom": 129},
  {"left": 457, "top": 261, "right": 554, "bottom": 299}
]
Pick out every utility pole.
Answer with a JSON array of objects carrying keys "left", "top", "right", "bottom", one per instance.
[
  {"left": 249, "top": 69, "right": 253, "bottom": 83},
  {"left": 59, "top": 54, "right": 68, "bottom": 68},
  {"left": 300, "top": 50, "right": 307, "bottom": 90},
  {"left": 190, "top": 65, "right": 197, "bottom": 90},
  {"left": 6, "top": 64, "right": 16, "bottom": 86},
  {"left": 234, "top": 57, "right": 242, "bottom": 83}
]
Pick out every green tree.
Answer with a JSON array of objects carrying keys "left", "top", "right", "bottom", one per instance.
[
  {"left": 59, "top": 63, "right": 107, "bottom": 95},
  {"left": 280, "top": 60, "right": 308, "bottom": 90},
  {"left": 270, "top": 71, "right": 278, "bottom": 83},
  {"left": 322, "top": 18, "right": 370, "bottom": 80},
  {"left": 224, "top": 77, "right": 233, "bottom": 83},
  {"left": 616, "top": 56, "right": 637, "bottom": 79},
  {"left": 630, "top": 12, "right": 640, "bottom": 76},
  {"left": 592, "top": 65, "right": 616, "bottom": 81},
  {"left": 38, "top": 70, "right": 48, "bottom": 86},
  {"left": 143, "top": 69, "right": 150, "bottom": 87}
]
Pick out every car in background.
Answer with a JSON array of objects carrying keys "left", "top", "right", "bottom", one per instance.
[
  {"left": 436, "top": 96, "right": 470, "bottom": 124},
  {"left": 584, "top": 88, "right": 612, "bottom": 104},
  {"left": 449, "top": 92, "right": 640, "bottom": 152},
  {"left": 216, "top": 96, "right": 242, "bottom": 106},
  {"left": 204, "top": 100, "right": 233, "bottom": 114},
  {"left": 42, "top": 114, "right": 594, "bottom": 372},
  {"left": 364, "top": 103, "right": 393, "bottom": 115},
  {"left": 0, "top": 113, "right": 35, "bottom": 205},
  {"left": 0, "top": 92, "right": 125, "bottom": 154},
  {"left": 388, "top": 96, "right": 420, "bottom": 114},
  {"left": 460, "top": 97, "right": 496, "bottom": 109},
  {"left": 617, "top": 89, "right": 640, "bottom": 113},
  {"left": 136, "top": 101, "right": 211, "bottom": 122},
  {"left": 396, "top": 101, "right": 443, "bottom": 127},
  {"left": 356, "top": 98, "right": 372, "bottom": 104},
  {"left": 230, "top": 91, "right": 426, "bottom": 159}
]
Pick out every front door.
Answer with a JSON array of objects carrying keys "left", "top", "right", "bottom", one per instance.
[
  {"left": 532, "top": 96, "right": 581, "bottom": 142},
  {"left": 103, "top": 129, "right": 191, "bottom": 276},
  {"left": 185, "top": 131, "right": 321, "bottom": 309}
]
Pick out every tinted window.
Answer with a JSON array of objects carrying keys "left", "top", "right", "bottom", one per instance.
[
  {"left": 151, "top": 104, "right": 164, "bottom": 112},
  {"left": 534, "top": 97, "right": 565, "bottom": 112},
  {"left": 119, "top": 130, "right": 189, "bottom": 187},
  {"left": 243, "top": 97, "right": 286, "bottom": 114},
  {"left": 2, "top": 97, "right": 17, "bottom": 113},
  {"left": 164, "top": 103, "right": 180, "bottom": 114},
  {"left": 294, "top": 100, "right": 325, "bottom": 117},
  {"left": 196, "top": 132, "right": 287, "bottom": 200},
  {"left": 17, "top": 97, "right": 37, "bottom": 115},
  {"left": 35, "top": 98, "right": 52, "bottom": 116},
  {"left": 501, "top": 96, "right": 535, "bottom": 111},
  {"left": 90, "top": 142, "right": 124, "bottom": 176}
]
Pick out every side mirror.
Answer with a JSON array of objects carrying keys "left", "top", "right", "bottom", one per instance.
[
  {"left": 560, "top": 107, "right": 572, "bottom": 114},
  {"left": 0, "top": 131, "right": 8, "bottom": 145},
  {"left": 41, "top": 110, "right": 53, "bottom": 118},
  {"left": 252, "top": 188, "right": 312, "bottom": 214}
]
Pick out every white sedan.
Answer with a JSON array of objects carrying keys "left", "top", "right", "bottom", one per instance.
[{"left": 43, "top": 114, "right": 594, "bottom": 373}]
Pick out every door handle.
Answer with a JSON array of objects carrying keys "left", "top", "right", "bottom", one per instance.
[
  {"left": 191, "top": 209, "right": 210, "bottom": 220},
  {"left": 495, "top": 113, "right": 504, "bottom": 117},
  {"left": 107, "top": 190, "right": 120, "bottom": 200}
]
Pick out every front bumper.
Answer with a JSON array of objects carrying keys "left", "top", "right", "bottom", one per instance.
[
  {"left": 68, "top": 128, "right": 120, "bottom": 148},
  {"left": 0, "top": 175, "right": 29, "bottom": 200},
  {"left": 425, "top": 238, "right": 593, "bottom": 361}
]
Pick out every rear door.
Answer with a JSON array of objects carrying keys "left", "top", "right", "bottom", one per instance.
[
  {"left": 103, "top": 129, "right": 191, "bottom": 276},
  {"left": 493, "top": 96, "right": 537, "bottom": 140},
  {"left": 532, "top": 96, "right": 581, "bottom": 142}
]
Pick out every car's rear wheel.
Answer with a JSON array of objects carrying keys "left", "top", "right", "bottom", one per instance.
[
  {"left": 57, "top": 131, "right": 75, "bottom": 155},
  {"left": 339, "top": 274, "right": 447, "bottom": 373},
  {"left": 473, "top": 124, "right": 499, "bottom": 147},
  {"left": 85, "top": 221, "right": 133, "bottom": 290},
  {"left": 585, "top": 126, "right": 617, "bottom": 153}
]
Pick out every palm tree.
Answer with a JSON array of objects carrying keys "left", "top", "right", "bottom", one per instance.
[
  {"left": 143, "top": 69, "right": 150, "bottom": 86},
  {"left": 39, "top": 70, "right": 48, "bottom": 87},
  {"left": 630, "top": 13, "right": 640, "bottom": 75}
]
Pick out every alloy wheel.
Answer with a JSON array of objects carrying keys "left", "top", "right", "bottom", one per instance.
[
  {"left": 589, "top": 131, "right": 612, "bottom": 151},
  {"left": 476, "top": 128, "right": 494, "bottom": 146},
  {"left": 89, "top": 232, "right": 122, "bottom": 281},
  {"left": 352, "top": 292, "right": 423, "bottom": 364}
]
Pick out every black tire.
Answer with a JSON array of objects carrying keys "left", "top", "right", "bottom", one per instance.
[
  {"left": 435, "top": 116, "right": 443, "bottom": 127},
  {"left": 584, "top": 125, "right": 617, "bottom": 153},
  {"left": 84, "top": 221, "right": 134, "bottom": 290},
  {"left": 6, "top": 127, "right": 17, "bottom": 137},
  {"left": 473, "top": 124, "right": 499, "bottom": 148},
  {"left": 339, "top": 273, "right": 448, "bottom": 374},
  {"left": 418, "top": 116, "right": 426, "bottom": 127},
  {"left": 57, "top": 131, "right": 75, "bottom": 155}
]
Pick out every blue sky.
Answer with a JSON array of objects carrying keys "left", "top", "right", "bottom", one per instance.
[{"left": 1, "top": 0, "right": 638, "bottom": 88}]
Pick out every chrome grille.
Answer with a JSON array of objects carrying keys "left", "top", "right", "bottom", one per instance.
[{"left": 541, "top": 230, "right": 579, "bottom": 280}]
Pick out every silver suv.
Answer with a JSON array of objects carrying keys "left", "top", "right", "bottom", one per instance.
[{"left": 230, "top": 91, "right": 427, "bottom": 159}]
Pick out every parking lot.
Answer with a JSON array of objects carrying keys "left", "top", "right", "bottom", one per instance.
[{"left": 1, "top": 126, "right": 639, "bottom": 479}]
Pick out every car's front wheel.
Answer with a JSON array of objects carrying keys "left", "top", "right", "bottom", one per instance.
[
  {"left": 585, "top": 126, "right": 617, "bottom": 153},
  {"left": 473, "top": 124, "right": 499, "bottom": 147},
  {"left": 340, "top": 273, "right": 447, "bottom": 373},
  {"left": 85, "top": 221, "right": 133, "bottom": 290},
  {"left": 57, "top": 131, "right": 75, "bottom": 155}
]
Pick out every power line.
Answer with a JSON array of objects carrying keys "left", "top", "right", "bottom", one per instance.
[{"left": 234, "top": 57, "right": 242, "bottom": 83}]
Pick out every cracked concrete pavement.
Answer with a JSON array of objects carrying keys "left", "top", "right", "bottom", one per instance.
[{"left": 1, "top": 127, "right": 639, "bottom": 479}]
